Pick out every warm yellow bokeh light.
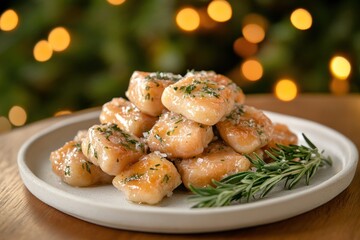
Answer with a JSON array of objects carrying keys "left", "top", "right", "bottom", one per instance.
[
  {"left": 241, "top": 59, "right": 263, "bottom": 81},
  {"left": 107, "top": 0, "right": 126, "bottom": 5},
  {"left": 0, "top": 9, "right": 19, "bottom": 31},
  {"left": 54, "top": 110, "right": 72, "bottom": 117},
  {"left": 48, "top": 27, "right": 71, "bottom": 52},
  {"left": 329, "top": 56, "right": 351, "bottom": 80},
  {"left": 33, "top": 40, "right": 53, "bottom": 62},
  {"left": 330, "top": 78, "right": 349, "bottom": 95},
  {"left": 275, "top": 79, "right": 298, "bottom": 101},
  {"left": 290, "top": 8, "right": 312, "bottom": 30},
  {"left": 207, "top": 0, "right": 232, "bottom": 23},
  {"left": 0, "top": 116, "right": 12, "bottom": 133},
  {"left": 176, "top": 8, "right": 200, "bottom": 31},
  {"left": 8, "top": 106, "right": 27, "bottom": 127},
  {"left": 233, "top": 37, "right": 258, "bottom": 57},
  {"left": 242, "top": 23, "right": 265, "bottom": 43}
]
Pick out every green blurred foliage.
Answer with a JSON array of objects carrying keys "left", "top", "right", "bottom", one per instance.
[{"left": 0, "top": 0, "right": 359, "bottom": 124}]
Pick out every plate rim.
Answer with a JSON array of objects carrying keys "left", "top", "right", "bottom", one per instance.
[{"left": 17, "top": 110, "right": 359, "bottom": 232}]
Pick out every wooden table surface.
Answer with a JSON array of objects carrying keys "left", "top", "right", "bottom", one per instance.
[{"left": 1, "top": 94, "right": 359, "bottom": 240}]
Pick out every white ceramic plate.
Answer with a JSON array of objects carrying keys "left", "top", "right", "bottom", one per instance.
[{"left": 18, "top": 111, "right": 358, "bottom": 233}]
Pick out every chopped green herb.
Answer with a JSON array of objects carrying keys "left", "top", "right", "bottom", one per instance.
[
  {"left": 166, "top": 129, "right": 174, "bottom": 136},
  {"left": 174, "top": 118, "right": 183, "bottom": 124},
  {"left": 122, "top": 173, "right": 144, "bottom": 183},
  {"left": 154, "top": 134, "right": 163, "bottom": 142},
  {"left": 144, "top": 93, "right": 151, "bottom": 100},
  {"left": 73, "top": 143, "right": 82, "bottom": 152},
  {"left": 64, "top": 166, "right": 71, "bottom": 176},
  {"left": 201, "top": 85, "right": 220, "bottom": 98},
  {"left": 162, "top": 174, "right": 170, "bottom": 184},
  {"left": 225, "top": 104, "right": 245, "bottom": 124},
  {"left": 82, "top": 161, "right": 93, "bottom": 174},
  {"left": 184, "top": 84, "right": 196, "bottom": 94}
]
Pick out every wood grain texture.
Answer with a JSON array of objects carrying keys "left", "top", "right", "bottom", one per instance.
[{"left": 1, "top": 94, "right": 359, "bottom": 240}]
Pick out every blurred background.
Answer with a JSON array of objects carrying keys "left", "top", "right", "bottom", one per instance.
[{"left": 0, "top": 0, "right": 359, "bottom": 133}]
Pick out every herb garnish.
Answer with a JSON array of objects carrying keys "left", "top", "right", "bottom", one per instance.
[
  {"left": 188, "top": 134, "right": 332, "bottom": 208},
  {"left": 154, "top": 134, "right": 163, "bottom": 143},
  {"left": 225, "top": 104, "right": 245, "bottom": 123},
  {"left": 122, "top": 173, "right": 144, "bottom": 183},
  {"left": 73, "top": 143, "right": 82, "bottom": 152},
  {"left": 162, "top": 174, "right": 170, "bottom": 184},
  {"left": 82, "top": 161, "right": 93, "bottom": 174},
  {"left": 64, "top": 166, "right": 71, "bottom": 176},
  {"left": 96, "top": 124, "right": 144, "bottom": 152},
  {"left": 144, "top": 92, "right": 151, "bottom": 101}
]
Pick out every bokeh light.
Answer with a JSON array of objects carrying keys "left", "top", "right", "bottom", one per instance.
[
  {"left": 275, "top": 79, "right": 298, "bottom": 101},
  {"left": 241, "top": 59, "right": 263, "bottom": 81},
  {"left": 329, "top": 56, "right": 351, "bottom": 80},
  {"left": 0, "top": 116, "right": 12, "bottom": 133},
  {"left": 48, "top": 27, "right": 71, "bottom": 52},
  {"left": 207, "top": 0, "right": 232, "bottom": 23},
  {"left": 233, "top": 37, "right": 258, "bottom": 57},
  {"left": 290, "top": 8, "right": 312, "bottom": 30},
  {"left": 330, "top": 78, "right": 349, "bottom": 95},
  {"left": 176, "top": 8, "right": 200, "bottom": 32},
  {"left": 0, "top": 9, "right": 19, "bottom": 31},
  {"left": 33, "top": 40, "right": 53, "bottom": 62},
  {"left": 107, "top": 0, "right": 126, "bottom": 6},
  {"left": 242, "top": 23, "right": 265, "bottom": 43},
  {"left": 8, "top": 106, "right": 27, "bottom": 126}
]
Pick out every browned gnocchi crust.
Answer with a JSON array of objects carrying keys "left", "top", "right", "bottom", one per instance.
[
  {"left": 146, "top": 111, "right": 214, "bottom": 158},
  {"left": 50, "top": 140, "right": 113, "bottom": 187},
  {"left": 175, "top": 141, "right": 251, "bottom": 189},
  {"left": 125, "top": 71, "right": 182, "bottom": 117},
  {"left": 161, "top": 75, "right": 235, "bottom": 125},
  {"left": 112, "top": 152, "right": 182, "bottom": 205},
  {"left": 81, "top": 123, "right": 147, "bottom": 176},
  {"left": 100, "top": 97, "right": 157, "bottom": 137}
]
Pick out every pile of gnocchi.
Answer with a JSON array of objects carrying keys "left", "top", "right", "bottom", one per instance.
[{"left": 50, "top": 70, "right": 297, "bottom": 205}]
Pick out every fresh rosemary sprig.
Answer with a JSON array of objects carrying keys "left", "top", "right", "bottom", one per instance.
[{"left": 188, "top": 134, "right": 332, "bottom": 208}]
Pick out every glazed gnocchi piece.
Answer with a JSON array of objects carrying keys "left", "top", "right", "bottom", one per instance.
[
  {"left": 161, "top": 75, "right": 235, "bottom": 125},
  {"left": 112, "top": 152, "right": 182, "bottom": 205},
  {"left": 216, "top": 104, "right": 274, "bottom": 154},
  {"left": 125, "top": 71, "right": 182, "bottom": 117},
  {"left": 264, "top": 123, "right": 298, "bottom": 150},
  {"left": 50, "top": 140, "right": 113, "bottom": 187},
  {"left": 146, "top": 111, "right": 214, "bottom": 158},
  {"left": 175, "top": 141, "right": 251, "bottom": 189},
  {"left": 81, "top": 123, "right": 147, "bottom": 176},
  {"left": 99, "top": 97, "right": 158, "bottom": 137},
  {"left": 185, "top": 70, "right": 245, "bottom": 104}
]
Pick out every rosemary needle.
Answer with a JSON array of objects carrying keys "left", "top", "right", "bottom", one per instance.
[{"left": 188, "top": 134, "right": 332, "bottom": 208}]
